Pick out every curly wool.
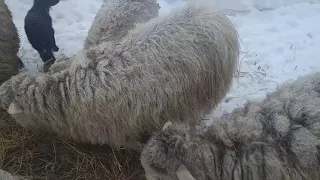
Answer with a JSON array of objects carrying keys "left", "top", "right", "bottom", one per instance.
[
  {"left": 84, "top": 0, "right": 160, "bottom": 50},
  {"left": 0, "top": 0, "right": 20, "bottom": 86},
  {"left": 0, "top": 3, "right": 239, "bottom": 149},
  {"left": 141, "top": 72, "right": 320, "bottom": 180}
]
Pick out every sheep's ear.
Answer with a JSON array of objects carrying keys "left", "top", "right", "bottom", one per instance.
[
  {"left": 7, "top": 101, "right": 23, "bottom": 115},
  {"left": 176, "top": 165, "right": 196, "bottom": 180},
  {"left": 162, "top": 121, "right": 173, "bottom": 131}
]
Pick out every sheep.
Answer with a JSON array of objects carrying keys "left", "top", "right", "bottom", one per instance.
[
  {"left": 0, "top": 0, "right": 21, "bottom": 85},
  {"left": 41, "top": 0, "right": 161, "bottom": 73},
  {"left": 24, "top": 0, "right": 60, "bottom": 64},
  {"left": 84, "top": 0, "right": 160, "bottom": 50},
  {"left": 141, "top": 72, "right": 320, "bottom": 180},
  {"left": 0, "top": 3, "right": 240, "bottom": 150}
]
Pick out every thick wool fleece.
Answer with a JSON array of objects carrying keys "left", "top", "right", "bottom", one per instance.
[
  {"left": 0, "top": 0, "right": 20, "bottom": 85},
  {"left": 0, "top": 3, "right": 239, "bottom": 149},
  {"left": 141, "top": 72, "right": 320, "bottom": 180},
  {"left": 84, "top": 0, "right": 160, "bottom": 50}
]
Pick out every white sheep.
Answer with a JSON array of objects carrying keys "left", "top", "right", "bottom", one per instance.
[
  {"left": 0, "top": 2, "right": 240, "bottom": 150},
  {"left": 141, "top": 72, "right": 320, "bottom": 180},
  {"left": 84, "top": 0, "right": 160, "bottom": 50}
]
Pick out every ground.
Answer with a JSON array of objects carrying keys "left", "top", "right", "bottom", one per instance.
[{"left": 5, "top": 0, "right": 320, "bottom": 121}]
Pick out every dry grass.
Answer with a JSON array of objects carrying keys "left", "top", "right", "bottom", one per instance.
[{"left": 0, "top": 110, "right": 145, "bottom": 180}]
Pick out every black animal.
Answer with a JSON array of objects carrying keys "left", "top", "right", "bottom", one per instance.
[{"left": 24, "top": 0, "right": 60, "bottom": 63}]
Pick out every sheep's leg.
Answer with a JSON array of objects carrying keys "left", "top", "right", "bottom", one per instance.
[
  {"left": 39, "top": 48, "right": 55, "bottom": 64},
  {"left": 42, "top": 58, "right": 55, "bottom": 72}
]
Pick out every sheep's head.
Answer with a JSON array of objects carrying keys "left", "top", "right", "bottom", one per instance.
[
  {"left": 140, "top": 121, "right": 197, "bottom": 180},
  {"left": 34, "top": 0, "right": 60, "bottom": 8}
]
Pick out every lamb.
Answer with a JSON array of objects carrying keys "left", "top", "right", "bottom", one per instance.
[
  {"left": 0, "top": 0, "right": 21, "bottom": 85},
  {"left": 0, "top": 2, "right": 240, "bottom": 150},
  {"left": 141, "top": 72, "right": 320, "bottom": 180},
  {"left": 24, "top": 0, "right": 60, "bottom": 64}
]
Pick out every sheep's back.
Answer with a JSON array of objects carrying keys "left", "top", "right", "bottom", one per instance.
[
  {"left": 113, "top": 6, "right": 239, "bottom": 129},
  {"left": 79, "top": 5, "right": 240, "bottom": 146}
]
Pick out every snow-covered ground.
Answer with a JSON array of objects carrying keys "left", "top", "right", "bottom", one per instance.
[
  {"left": 5, "top": 0, "right": 320, "bottom": 120},
  {"left": 213, "top": 2, "right": 320, "bottom": 118}
]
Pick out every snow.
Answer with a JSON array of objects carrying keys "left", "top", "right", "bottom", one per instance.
[
  {"left": 5, "top": 0, "right": 320, "bottom": 120},
  {"left": 5, "top": 0, "right": 102, "bottom": 71},
  {"left": 212, "top": 3, "right": 320, "bottom": 118}
]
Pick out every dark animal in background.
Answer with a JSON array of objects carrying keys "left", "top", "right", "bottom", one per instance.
[{"left": 24, "top": 0, "right": 60, "bottom": 64}]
